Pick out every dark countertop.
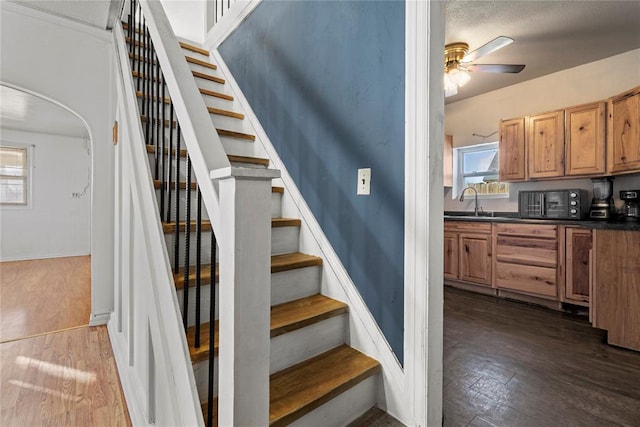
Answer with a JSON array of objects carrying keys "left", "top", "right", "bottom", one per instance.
[{"left": 444, "top": 211, "right": 640, "bottom": 231}]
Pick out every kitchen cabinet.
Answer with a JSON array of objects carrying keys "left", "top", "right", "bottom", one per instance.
[
  {"left": 498, "top": 118, "right": 527, "bottom": 182},
  {"left": 593, "top": 229, "right": 640, "bottom": 352},
  {"left": 493, "top": 223, "right": 559, "bottom": 299},
  {"left": 565, "top": 102, "right": 606, "bottom": 176},
  {"left": 527, "top": 110, "right": 565, "bottom": 179},
  {"left": 444, "top": 221, "right": 492, "bottom": 286},
  {"left": 564, "top": 228, "right": 592, "bottom": 306},
  {"left": 444, "top": 134, "right": 453, "bottom": 187},
  {"left": 607, "top": 86, "right": 640, "bottom": 174}
]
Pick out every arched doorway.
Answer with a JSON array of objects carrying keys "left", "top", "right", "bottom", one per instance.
[{"left": 0, "top": 85, "right": 92, "bottom": 342}]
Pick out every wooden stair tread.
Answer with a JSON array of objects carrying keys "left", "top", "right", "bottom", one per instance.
[
  {"left": 272, "top": 217, "right": 301, "bottom": 227},
  {"left": 136, "top": 91, "right": 170, "bottom": 104},
  {"left": 174, "top": 264, "right": 218, "bottom": 290},
  {"left": 146, "top": 145, "right": 269, "bottom": 167},
  {"left": 192, "top": 70, "right": 225, "bottom": 84},
  {"left": 179, "top": 41, "right": 209, "bottom": 56},
  {"left": 162, "top": 220, "right": 212, "bottom": 233},
  {"left": 207, "top": 106, "right": 244, "bottom": 119},
  {"left": 200, "top": 88, "right": 233, "bottom": 101},
  {"left": 271, "top": 252, "right": 323, "bottom": 273},
  {"left": 186, "top": 55, "right": 217, "bottom": 70},
  {"left": 186, "top": 295, "right": 347, "bottom": 363},
  {"left": 140, "top": 116, "right": 255, "bottom": 141},
  {"left": 269, "top": 345, "right": 380, "bottom": 426},
  {"left": 272, "top": 186, "right": 284, "bottom": 194},
  {"left": 153, "top": 180, "right": 196, "bottom": 190}
]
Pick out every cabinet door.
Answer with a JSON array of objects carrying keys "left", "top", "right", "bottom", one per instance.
[
  {"left": 607, "top": 87, "right": 640, "bottom": 174},
  {"left": 443, "top": 232, "right": 458, "bottom": 280},
  {"left": 565, "top": 228, "right": 592, "bottom": 305},
  {"left": 499, "top": 118, "right": 526, "bottom": 181},
  {"left": 444, "top": 135, "right": 453, "bottom": 187},
  {"left": 528, "top": 111, "right": 565, "bottom": 178},
  {"left": 459, "top": 233, "right": 492, "bottom": 286},
  {"left": 565, "top": 102, "right": 606, "bottom": 176}
]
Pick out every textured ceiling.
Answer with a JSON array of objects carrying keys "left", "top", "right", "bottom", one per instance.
[
  {"left": 445, "top": 0, "right": 640, "bottom": 103},
  {"left": 0, "top": 86, "right": 89, "bottom": 139},
  {"left": 11, "top": 0, "right": 119, "bottom": 30}
]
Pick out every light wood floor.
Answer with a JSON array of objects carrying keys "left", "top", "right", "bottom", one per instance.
[
  {"left": 0, "top": 256, "right": 91, "bottom": 342},
  {"left": 0, "top": 325, "right": 131, "bottom": 426}
]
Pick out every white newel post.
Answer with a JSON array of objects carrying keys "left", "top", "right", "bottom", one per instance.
[{"left": 211, "top": 166, "right": 280, "bottom": 426}]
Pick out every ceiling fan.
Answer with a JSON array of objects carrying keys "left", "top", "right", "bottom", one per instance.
[{"left": 444, "top": 36, "right": 525, "bottom": 97}]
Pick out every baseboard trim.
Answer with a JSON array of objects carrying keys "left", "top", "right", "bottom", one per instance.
[
  {"left": 0, "top": 252, "right": 91, "bottom": 262},
  {"left": 203, "top": 0, "right": 262, "bottom": 50},
  {"left": 89, "top": 312, "right": 111, "bottom": 326},
  {"left": 211, "top": 49, "right": 408, "bottom": 423}
]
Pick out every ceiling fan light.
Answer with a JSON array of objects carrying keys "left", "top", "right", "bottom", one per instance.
[
  {"left": 444, "top": 73, "right": 458, "bottom": 97},
  {"left": 448, "top": 68, "right": 471, "bottom": 87}
]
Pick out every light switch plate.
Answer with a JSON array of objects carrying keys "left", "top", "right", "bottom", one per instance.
[{"left": 357, "top": 168, "right": 371, "bottom": 195}]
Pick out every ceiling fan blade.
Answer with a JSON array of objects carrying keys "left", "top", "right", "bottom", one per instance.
[
  {"left": 461, "top": 36, "right": 514, "bottom": 63},
  {"left": 467, "top": 64, "right": 526, "bottom": 74}
]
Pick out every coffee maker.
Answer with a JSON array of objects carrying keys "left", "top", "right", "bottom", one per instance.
[
  {"left": 589, "top": 177, "right": 615, "bottom": 220},
  {"left": 620, "top": 190, "right": 640, "bottom": 222}
]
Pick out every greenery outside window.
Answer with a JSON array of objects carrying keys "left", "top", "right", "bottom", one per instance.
[
  {"left": 0, "top": 146, "right": 29, "bottom": 206},
  {"left": 453, "top": 142, "right": 509, "bottom": 198}
]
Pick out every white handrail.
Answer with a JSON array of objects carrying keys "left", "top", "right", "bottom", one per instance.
[{"left": 139, "top": 0, "right": 230, "bottom": 232}]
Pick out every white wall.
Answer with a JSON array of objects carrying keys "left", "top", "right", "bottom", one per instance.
[
  {"left": 0, "top": 3, "right": 115, "bottom": 324},
  {"left": 0, "top": 129, "right": 91, "bottom": 260},
  {"left": 161, "top": 0, "right": 207, "bottom": 43},
  {"left": 445, "top": 49, "right": 640, "bottom": 212}
]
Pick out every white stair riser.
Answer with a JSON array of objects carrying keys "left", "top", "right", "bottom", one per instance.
[
  {"left": 272, "top": 266, "right": 321, "bottom": 306},
  {"left": 201, "top": 94, "right": 241, "bottom": 112},
  {"left": 165, "top": 231, "right": 214, "bottom": 267},
  {"left": 176, "top": 284, "right": 218, "bottom": 328},
  {"left": 192, "top": 315, "right": 347, "bottom": 398},
  {"left": 210, "top": 114, "right": 253, "bottom": 135},
  {"left": 193, "top": 77, "right": 228, "bottom": 94},
  {"left": 186, "top": 62, "right": 221, "bottom": 77},
  {"left": 271, "top": 191, "right": 283, "bottom": 219},
  {"left": 155, "top": 189, "right": 210, "bottom": 222},
  {"left": 220, "top": 136, "right": 257, "bottom": 158},
  {"left": 289, "top": 375, "right": 378, "bottom": 427},
  {"left": 272, "top": 225, "right": 300, "bottom": 255}
]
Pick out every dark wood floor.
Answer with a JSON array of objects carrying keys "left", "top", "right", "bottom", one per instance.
[{"left": 444, "top": 286, "right": 640, "bottom": 427}]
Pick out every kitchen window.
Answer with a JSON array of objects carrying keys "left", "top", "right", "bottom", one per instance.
[
  {"left": 0, "top": 145, "right": 29, "bottom": 206},
  {"left": 453, "top": 142, "right": 509, "bottom": 198}
]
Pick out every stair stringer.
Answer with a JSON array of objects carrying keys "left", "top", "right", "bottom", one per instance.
[
  {"left": 210, "top": 49, "right": 411, "bottom": 425},
  {"left": 109, "top": 23, "right": 205, "bottom": 427}
]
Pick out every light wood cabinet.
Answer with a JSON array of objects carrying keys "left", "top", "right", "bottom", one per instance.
[
  {"left": 444, "top": 134, "right": 453, "bottom": 187},
  {"left": 607, "top": 86, "right": 640, "bottom": 174},
  {"left": 565, "top": 102, "right": 606, "bottom": 176},
  {"left": 493, "top": 223, "right": 559, "bottom": 299},
  {"left": 444, "top": 221, "right": 492, "bottom": 287},
  {"left": 498, "top": 118, "right": 527, "bottom": 181},
  {"left": 564, "top": 228, "right": 592, "bottom": 306},
  {"left": 443, "top": 231, "right": 458, "bottom": 280},
  {"left": 593, "top": 229, "right": 640, "bottom": 352},
  {"left": 527, "top": 111, "right": 565, "bottom": 179}
]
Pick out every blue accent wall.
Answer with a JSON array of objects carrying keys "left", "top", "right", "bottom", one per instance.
[{"left": 220, "top": 0, "right": 405, "bottom": 362}]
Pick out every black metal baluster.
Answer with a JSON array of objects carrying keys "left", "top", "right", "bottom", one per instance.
[
  {"left": 143, "top": 18, "right": 151, "bottom": 142},
  {"left": 183, "top": 154, "right": 192, "bottom": 329},
  {"left": 174, "top": 120, "right": 181, "bottom": 272},
  {"left": 149, "top": 38, "right": 157, "bottom": 179},
  {"left": 136, "top": 3, "right": 142, "bottom": 92},
  {"left": 194, "top": 188, "right": 202, "bottom": 348},
  {"left": 207, "top": 229, "right": 216, "bottom": 427},
  {"left": 155, "top": 44, "right": 164, "bottom": 215},
  {"left": 165, "top": 72, "right": 172, "bottom": 223}
]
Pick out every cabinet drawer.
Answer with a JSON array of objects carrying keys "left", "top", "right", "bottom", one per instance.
[
  {"left": 495, "top": 261, "right": 557, "bottom": 298},
  {"left": 445, "top": 221, "right": 492, "bottom": 234},
  {"left": 494, "top": 223, "right": 557, "bottom": 239},
  {"left": 495, "top": 235, "right": 557, "bottom": 268}
]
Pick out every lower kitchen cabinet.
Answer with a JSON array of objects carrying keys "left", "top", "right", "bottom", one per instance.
[
  {"left": 493, "top": 223, "right": 559, "bottom": 299},
  {"left": 564, "top": 227, "right": 592, "bottom": 305},
  {"left": 444, "top": 221, "right": 492, "bottom": 287}
]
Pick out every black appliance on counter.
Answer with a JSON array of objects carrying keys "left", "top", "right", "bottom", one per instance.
[
  {"left": 620, "top": 190, "right": 640, "bottom": 222},
  {"left": 518, "top": 190, "right": 588, "bottom": 219}
]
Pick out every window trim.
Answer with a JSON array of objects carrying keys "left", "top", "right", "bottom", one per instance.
[
  {"left": 0, "top": 143, "right": 32, "bottom": 208},
  {"left": 452, "top": 141, "right": 509, "bottom": 200}
]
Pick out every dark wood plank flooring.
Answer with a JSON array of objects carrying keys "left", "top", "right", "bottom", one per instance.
[{"left": 444, "top": 286, "right": 640, "bottom": 426}]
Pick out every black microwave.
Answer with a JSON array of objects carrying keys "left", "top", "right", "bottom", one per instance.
[{"left": 518, "top": 190, "right": 588, "bottom": 220}]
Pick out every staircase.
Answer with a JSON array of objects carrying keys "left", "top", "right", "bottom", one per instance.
[{"left": 122, "top": 9, "right": 383, "bottom": 426}]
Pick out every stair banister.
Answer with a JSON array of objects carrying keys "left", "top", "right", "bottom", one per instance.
[{"left": 139, "top": 0, "right": 230, "bottom": 230}]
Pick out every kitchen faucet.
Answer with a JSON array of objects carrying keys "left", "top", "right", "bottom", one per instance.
[{"left": 459, "top": 186, "right": 480, "bottom": 216}]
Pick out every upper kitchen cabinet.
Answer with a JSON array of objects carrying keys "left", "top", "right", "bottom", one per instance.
[
  {"left": 498, "top": 118, "right": 526, "bottom": 181},
  {"left": 527, "top": 110, "right": 565, "bottom": 179},
  {"left": 565, "top": 102, "right": 606, "bottom": 176},
  {"left": 607, "top": 86, "right": 640, "bottom": 174},
  {"left": 444, "top": 134, "right": 453, "bottom": 187}
]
